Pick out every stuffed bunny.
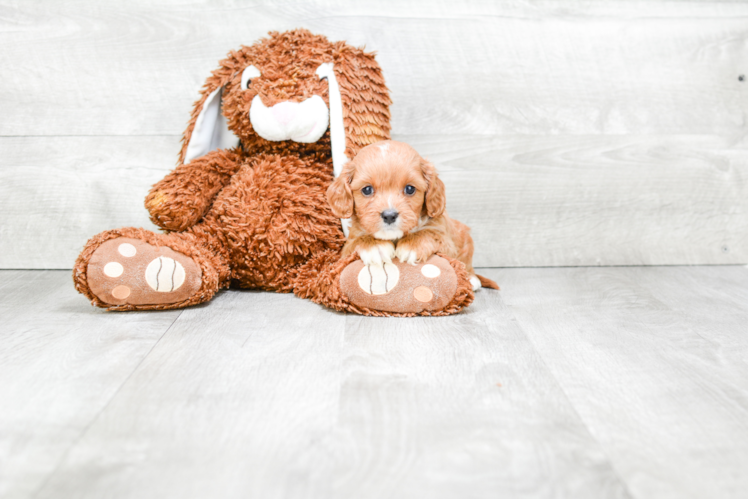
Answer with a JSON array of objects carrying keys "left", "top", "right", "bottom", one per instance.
[{"left": 73, "top": 29, "right": 475, "bottom": 316}]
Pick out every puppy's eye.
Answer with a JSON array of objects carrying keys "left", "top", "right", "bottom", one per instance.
[
  {"left": 404, "top": 185, "right": 416, "bottom": 195},
  {"left": 361, "top": 186, "right": 374, "bottom": 196}
]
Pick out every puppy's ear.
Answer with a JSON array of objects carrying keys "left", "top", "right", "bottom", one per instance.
[
  {"left": 421, "top": 158, "right": 446, "bottom": 218},
  {"left": 327, "top": 161, "right": 355, "bottom": 218}
]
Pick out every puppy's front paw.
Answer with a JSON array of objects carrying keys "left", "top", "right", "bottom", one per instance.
[
  {"left": 395, "top": 240, "right": 430, "bottom": 265},
  {"left": 358, "top": 241, "right": 396, "bottom": 266}
]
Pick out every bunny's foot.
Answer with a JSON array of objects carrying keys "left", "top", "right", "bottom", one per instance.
[
  {"left": 73, "top": 228, "right": 222, "bottom": 311},
  {"left": 338, "top": 255, "right": 474, "bottom": 316}
]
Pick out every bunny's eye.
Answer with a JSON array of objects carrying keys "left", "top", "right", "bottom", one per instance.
[
  {"left": 361, "top": 186, "right": 374, "bottom": 196},
  {"left": 404, "top": 185, "right": 416, "bottom": 195},
  {"left": 241, "top": 65, "right": 261, "bottom": 90}
]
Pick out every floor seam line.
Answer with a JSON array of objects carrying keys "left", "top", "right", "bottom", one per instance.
[
  {"left": 30, "top": 309, "right": 185, "bottom": 497},
  {"left": 508, "top": 307, "right": 638, "bottom": 498}
]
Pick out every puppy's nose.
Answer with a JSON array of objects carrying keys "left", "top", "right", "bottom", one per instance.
[{"left": 381, "top": 209, "right": 399, "bottom": 225}]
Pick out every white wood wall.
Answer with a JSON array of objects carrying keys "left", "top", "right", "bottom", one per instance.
[{"left": 1, "top": 0, "right": 746, "bottom": 268}]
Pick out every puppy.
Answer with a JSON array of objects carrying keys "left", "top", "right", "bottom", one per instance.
[{"left": 327, "top": 140, "right": 498, "bottom": 291}]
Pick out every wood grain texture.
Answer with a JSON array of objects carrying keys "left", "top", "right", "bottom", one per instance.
[
  {"left": 480, "top": 265, "right": 748, "bottom": 497},
  {"left": 0, "top": 271, "right": 180, "bottom": 498},
  {"left": 411, "top": 133, "right": 748, "bottom": 267},
  {"left": 34, "top": 289, "right": 351, "bottom": 498},
  {"left": 2, "top": 133, "right": 745, "bottom": 268},
  {"left": 5, "top": 266, "right": 748, "bottom": 497},
  {"left": 34, "top": 279, "right": 627, "bottom": 498},
  {"left": 0, "top": 0, "right": 746, "bottom": 136},
  {"left": 1, "top": 0, "right": 746, "bottom": 268},
  {"left": 327, "top": 309, "right": 627, "bottom": 498},
  {"left": 0, "top": 136, "right": 174, "bottom": 269}
]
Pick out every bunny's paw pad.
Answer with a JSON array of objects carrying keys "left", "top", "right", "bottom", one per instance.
[
  {"left": 86, "top": 237, "right": 202, "bottom": 307},
  {"left": 340, "top": 255, "right": 457, "bottom": 314}
]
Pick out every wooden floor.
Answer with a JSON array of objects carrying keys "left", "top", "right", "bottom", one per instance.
[{"left": 2, "top": 266, "right": 748, "bottom": 498}]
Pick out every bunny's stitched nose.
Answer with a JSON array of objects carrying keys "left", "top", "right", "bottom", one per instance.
[
  {"left": 271, "top": 102, "right": 298, "bottom": 125},
  {"left": 381, "top": 209, "right": 399, "bottom": 225}
]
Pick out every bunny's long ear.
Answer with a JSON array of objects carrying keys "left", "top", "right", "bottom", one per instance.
[
  {"left": 178, "top": 68, "right": 240, "bottom": 165},
  {"left": 328, "top": 45, "right": 392, "bottom": 177},
  {"left": 316, "top": 63, "right": 347, "bottom": 180},
  {"left": 322, "top": 45, "right": 391, "bottom": 235}
]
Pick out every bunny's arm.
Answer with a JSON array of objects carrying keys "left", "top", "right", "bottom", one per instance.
[{"left": 145, "top": 149, "right": 243, "bottom": 231}]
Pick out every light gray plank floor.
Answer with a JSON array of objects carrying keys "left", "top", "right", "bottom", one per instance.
[
  {"left": 1, "top": 267, "right": 747, "bottom": 497},
  {"left": 0, "top": 271, "right": 181, "bottom": 498}
]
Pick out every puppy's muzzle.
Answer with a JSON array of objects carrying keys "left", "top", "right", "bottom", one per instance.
[{"left": 381, "top": 209, "right": 399, "bottom": 225}]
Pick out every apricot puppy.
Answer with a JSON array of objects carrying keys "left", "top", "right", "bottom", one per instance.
[{"left": 327, "top": 140, "right": 497, "bottom": 291}]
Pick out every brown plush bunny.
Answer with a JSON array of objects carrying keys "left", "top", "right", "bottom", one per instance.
[{"left": 73, "top": 29, "right": 475, "bottom": 316}]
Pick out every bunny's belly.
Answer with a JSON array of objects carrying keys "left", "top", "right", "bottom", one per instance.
[{"left": 203, "top": 153, "right": 345, "bottom": 291}]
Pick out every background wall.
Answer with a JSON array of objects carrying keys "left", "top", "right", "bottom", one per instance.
[{"left": 1, "top": 0, "right": 746, "bottom": 268}]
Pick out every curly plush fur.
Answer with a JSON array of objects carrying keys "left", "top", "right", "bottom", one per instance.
[{"left": 73, "top": 29, "right": 476, "bottom": 316}]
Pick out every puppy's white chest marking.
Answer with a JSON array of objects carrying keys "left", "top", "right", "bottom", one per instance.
[{"left": 373, "top": 228, "right": 403, "bottom": 240}]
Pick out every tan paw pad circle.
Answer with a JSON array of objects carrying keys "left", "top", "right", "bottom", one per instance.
[
  {"left": 358, "top": 263, "right": 399, "bottom": 295},
  {"left": 421, "top": 264, "right": 441, "bottom": 278},
  {"left": 103, "top": 262, "right": 124, "bottom": 278},
  {"left": 111, "top": 285, "right": 131, "bottom": 299},
  {"left": 413, "top": 286, "right": 433, "bottom": 303},
  {"left": 145, "top": 257, "right": 186, "bottom": 292},
  {"left": 118, "top": 243, "right": 137, "bottom": 257}
]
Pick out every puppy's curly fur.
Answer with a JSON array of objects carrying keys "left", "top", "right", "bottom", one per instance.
[{"left": 327, "top": 140, "right": 498, "bottom": 291}]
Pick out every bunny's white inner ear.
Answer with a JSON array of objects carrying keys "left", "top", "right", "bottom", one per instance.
[
  {"left": 184, "top": 86, "right": 240, "bottom": 164},
  {"left": 316, "top": 63, "right": 348, "bottom": 178},
  {"left": 316, "top": 62, "right": 351, "bottom": 236}
]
